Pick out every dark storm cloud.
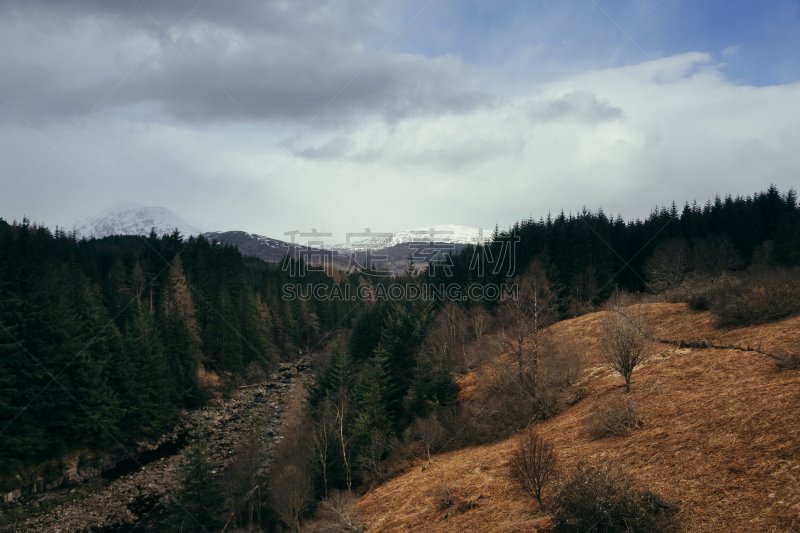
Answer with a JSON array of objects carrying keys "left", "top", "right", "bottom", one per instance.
[{"left": 0, "top": 0, "right": 489, "bottom": 127}]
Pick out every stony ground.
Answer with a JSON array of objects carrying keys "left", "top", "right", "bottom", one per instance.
[{"left": 1, "top": 357, "right": 312, "bottom": 533}]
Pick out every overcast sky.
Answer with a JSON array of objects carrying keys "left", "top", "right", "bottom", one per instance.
[{"left": 1, "top": 0, "right": 798, "bottom": 240}]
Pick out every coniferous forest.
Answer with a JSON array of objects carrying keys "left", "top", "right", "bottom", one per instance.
[
  {"left": 434, "top": 185, "right": 800, "bottom": 313},
  {"left": 0, "top": 221, "right": 360, "bottom": 486}
]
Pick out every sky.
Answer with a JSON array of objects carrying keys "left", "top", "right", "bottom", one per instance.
[{"left": 0, "top": 0, "right": 798, "bottom": 241}]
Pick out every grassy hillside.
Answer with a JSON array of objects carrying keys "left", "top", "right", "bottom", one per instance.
[{"left": 357, "top": 303, "right": 800, "bottom": 532}]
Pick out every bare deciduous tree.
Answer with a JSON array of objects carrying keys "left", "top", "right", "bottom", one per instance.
[
  {"left": 303, "top": 490, "right": 366, "bottom": 533},
  {"left": 502, "top": 262, "right": 559, "bottom": 419},
  {"left": 692, "top": 234, "right": 742, "bottom": 275},
  {"left": 644, "top": 238, "right": 691, "bottom": 293},
  {"left": 312, "top": 400, "right": 337, "bottom": 497},
  {"left": 334, "top": 400, "right": 353, "bottom": 491},
  {"left": 508, "top": 431, "right": 559, "bottom": 507},
  {"left": 271, "top": 464, "right": 314, "bottom": 532},
  {"left": 469, "top": 306, "right": 490, "bottom": 343},
  {"left": 355, "top": 431, "right": 389, "bottom": 484},
  {"left": 598, "top": 304, "right": 654, "bottom": 392},
  {"left": 413, "top": 415, "right": 446, "bottom": 468}
]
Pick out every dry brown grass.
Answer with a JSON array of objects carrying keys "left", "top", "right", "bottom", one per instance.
[{"left": 356, "top": 303, "right": 800, "bottom": 532}]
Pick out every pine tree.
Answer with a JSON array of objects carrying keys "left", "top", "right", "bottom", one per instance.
[
  {"left": 354, "top": 347, "right": 395, "bottom": 437},
  {"left": 119, "top": 306, "right": 175, "bottom": 436},
  {"left": 169, "top": 424, "right": 220, "bottom": 531}
]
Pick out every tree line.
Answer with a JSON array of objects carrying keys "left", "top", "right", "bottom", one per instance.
[
  {"left": 435, "top": 185, "right": 799, "bottom": 315},
  {"left": 0, "top": 219, "right": 361, "bottom": 487}
]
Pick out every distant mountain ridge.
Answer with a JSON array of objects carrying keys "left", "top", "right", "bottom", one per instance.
[
  {"left": 329, "top": 224, "right": 488, "bottom": 252},
  {"left": 65, "top": 205, "right": 485, "bottom": 274},
  {"left": 203, "top": 231, "right": 338, "bottom": 263},
  {"left": 67, "top": 203, "right": 208, "bottom": 239}
]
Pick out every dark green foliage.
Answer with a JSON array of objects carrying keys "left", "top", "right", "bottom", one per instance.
[
  {"left": 354, "top": 347, "right": 396, "bottom": 437},
  {"left": 169, "top": 425, "right": 220, "bottom": 532},
  {"left": 407, "top": 358, "right": 459, "bottom": 417},
  {"left": 553, "top": 461, "right": 681, "bottom": 533},
  {"left": 118, "top": 307, "right": 175, "bottom": 436},
  {"left": 308, "top": 286, "right": 457, "bottom": 496},
  {"left": 433, "top": 186, "right": 799, "bottom": 317},
  {"left": 0, "top": 219, "right": 360, "bottom": 479},
  {"left": 309, "top": 341, "right": 356, "bottom": 408}
]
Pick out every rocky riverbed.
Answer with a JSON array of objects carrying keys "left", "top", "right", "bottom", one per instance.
[{"left": 0, "top": 357, "right": 313, "bottom": 532}]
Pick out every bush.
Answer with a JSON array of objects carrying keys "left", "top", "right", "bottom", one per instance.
[
  {"left": 666, "top": 268, "right": 800, "bottom": 326},
  {"left": 553, "top": 461, "right": 680, "bottom": 533},
  {"left": 432, "top": 481, "right": 478, "bottom": 517},
  {"left": 508, "top": 431, "right": 559, "bottom": 507},
  {"left": 710, "top": 267, "right": 800, "bottom": 326},
  {"left": 589, "top": 396, "right": 643, "bottom": 438},
  {"left": 302, "top": 490, "right": 366, "bottom": 533},
  {"left": 771, "top": 343, "right": 800, "bottom": 370}
]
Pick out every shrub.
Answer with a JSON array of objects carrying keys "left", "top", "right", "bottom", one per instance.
[
  {"left": 432, "top": 481, "right": 478, "bottom": 517},
  {"left": 668, "top": 268, "right": 800, "bottom": 326},
  {"left": 552, "top": 461, "right": 680, "bottom": 533},
  {"left": 508, "top": 431, "right": 559, "bottom": 507},
  {"left": 302, "top": 490, "right": 366, "bottom": 533},
  {"left": 710, "top": 267, "right": 800, "bottom": 326},
  {"left": 237, "top": 360, "right": 267, "bottom": 386},
  {"left": 771, "top": 343, "right": 800, "bottom": 370},
  {"left": 589, "top": 396, "right": 643, "bottom": 438}
]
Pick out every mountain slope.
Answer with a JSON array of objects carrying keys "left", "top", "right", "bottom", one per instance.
[
  {"left": 67, "top": 203, "right": 205, "bottom": 239},
  {"left": 330, "top": 224, "right": 487, "bottom": 252},
  {"left": 203, "top": 230, "right": 339, "bottom": 263},
  {"left": 357, "top": 304, "right": 800, "bottom": 532}
]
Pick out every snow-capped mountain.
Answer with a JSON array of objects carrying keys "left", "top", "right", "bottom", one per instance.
[
  {"left": 329, "top": 224, "right": 488, "bottom": 252},
  {"left": 67, "top": 203, "right": 206, "bottom": 239}
]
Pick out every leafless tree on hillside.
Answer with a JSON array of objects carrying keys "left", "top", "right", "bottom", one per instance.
[
  {"left": 598, "top": 304, "right": 655, "bottom": 392},
  {"left": 508, "top": 431, "right": 559, "bottom": 507},
  {"left": 334, "top": 400, "right": 353, "bottom": 491},
  {"left": 692, "top": 234, "right": 742, "bottom": 275},
  {"left": 271, "top": 464, "right": 314, "bottom": 532},
  {"left": 469, "top": 306, "right": 490, "bottom": 343},
  {"left": 312, "top": 400, "right": 337, "bottom": 497},
  {"left": 546, "top": 330, "right": 586, "bottom": 387},
  {"left": 644, "top": 238, "right": 691, "bottom": 293},
  {"left": 502, "top": 262, "right": 559, "bottom": 418},
  {"left": 413, "top": 415, "right": 446, "bottom": 469}
]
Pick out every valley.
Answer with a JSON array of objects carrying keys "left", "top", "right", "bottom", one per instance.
[{"left": 0, "top": 357, "right": 313, "bottom": 533}]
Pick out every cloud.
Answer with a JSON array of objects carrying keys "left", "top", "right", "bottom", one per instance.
[
  {"left": 297, "top": 137, "right": 357, "bottom": 160},
  {"left": 529, "top": 89, "right": 624, "bottom": 124},
  {"left": 0, "top": 0, "right": 490, "bottom": 127},
  {"left": 722, "top": 46, "right": 739, "bottom": 57}
]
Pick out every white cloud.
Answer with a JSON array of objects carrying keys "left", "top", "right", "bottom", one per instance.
[
  {"left": 2, "top": 51, "right": 798, "bottom": 242},
  {"left": 722, "top": 46, "right": 739, "bottom": 57}
]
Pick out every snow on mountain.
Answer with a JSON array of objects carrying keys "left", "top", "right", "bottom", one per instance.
[
  {"left": 67, "top": 203, "right": 205, "bottom": 239},
  {"left": 329, "top": 224, "right": 489, "bottom": 252}
]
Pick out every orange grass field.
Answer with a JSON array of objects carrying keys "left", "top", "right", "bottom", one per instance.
[{"left": 357, "top": 303, "right": 800, "bottom": 532}]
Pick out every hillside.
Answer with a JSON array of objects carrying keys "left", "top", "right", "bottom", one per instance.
[
  {"left": 357, "top": 303, "right": 800, "bottom": 532},
  {"left": 66, "top": 203, "right": 208, "bottom": 239}
]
